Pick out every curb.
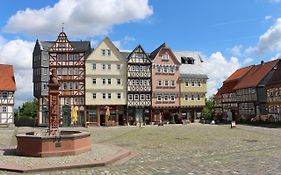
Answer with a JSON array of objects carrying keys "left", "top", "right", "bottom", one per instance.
[{"left": 0, "top": 145, "right": 134, "bottom": 173}]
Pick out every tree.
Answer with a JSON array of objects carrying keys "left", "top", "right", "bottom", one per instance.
[
  {"left": 14, "top": 99, "right": 38, "bottom": 126},
  {"left": 202, "top": 99, "right": 214, "bottom": 120}
]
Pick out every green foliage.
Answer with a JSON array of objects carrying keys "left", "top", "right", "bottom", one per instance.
[
  {"left": 203, "top": 99, "right": 214, "bottom": 120},
  {"left": 14, "top": 99, "right": 38, "bottom": 126}
]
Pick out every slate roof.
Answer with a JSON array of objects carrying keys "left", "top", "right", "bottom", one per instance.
[
  {"left": 0, "top": 64, "right": 16, "bottom": 91},
  {"left": 180, "top": 74, "right": 208, "bottom": 79},
  {"left": 234, "top": 59, "right": 279, "bottom": 90},
  {"left": 266, "top": 61, "right": 281, "bottom": 86},
  {"left": 149, "top": 43, "right": 166, "bottom": 60},
  {"left": 39, "top": 41, "right": 91, "bottom": 52}
]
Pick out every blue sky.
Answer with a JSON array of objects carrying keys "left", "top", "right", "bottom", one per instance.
[{"left": 1, "top": 0, "right": 281, "bottom": 106}]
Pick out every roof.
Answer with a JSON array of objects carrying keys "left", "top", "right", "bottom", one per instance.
[
  {"left": 40, "top": 41, "right": 90, "bottom": 52},
  {"left": 219, "top": 80, "right": 240, "bottom": 94},
  {"left": 174, "top": 51, "right": 206, "bottom": 75},
  {"left": 224, "top": 65, "right": 254, "bottom": 82},
  {"left": 234, "top": 59, "right": 279, "bottom": 90},
  {"left": 180, "top": 73, "right": 208, "bottom": 79},
  {"left": 126, "top": 44, "right": 152, "bottom": 63},
  {"left": 266, "top": 61, "right": 281, "bottom": 86},
  {"left": 0, "top": 64, "right": 16, "bottom": 91},
  {"left": 149, "top": 43, "right": 166, "bottom": 60}
]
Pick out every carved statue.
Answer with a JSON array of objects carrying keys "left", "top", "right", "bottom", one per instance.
[
  {"left": 105, "top": 106, "right": 110, "bottom": 122},
  {"left": 71, "top": 106, "right": 78, "bottom": 125},
  {"left": 49, "top": 69, "right": 59, "bottom": 86}
]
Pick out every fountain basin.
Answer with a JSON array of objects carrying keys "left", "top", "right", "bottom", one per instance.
[{"left": 16, "top": 130, "right": 91, "bottom": 157}]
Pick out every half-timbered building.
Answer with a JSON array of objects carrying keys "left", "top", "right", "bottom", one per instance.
[
  {"left": 0, "top": 64, "right": 16, "bottom": 126},
  {"left": 266, "top": 60, "right": 281, "bottom": 121},
  {"left": 233, "top": 60, "right": 279, "bottom": 120},
  {"left": 150, "top": 43, "right": 181, "bottom": 124},
  {"left": 126, "top": 45, "right": 152, "bottom": 125},
  {"left": 174, "top": 51, "right": 208, "bottom": 122},
  {"left": 85, "top": 37, "right": 127, "bottom": 126},
  {"left": 33, "top": 31, "right": 91, "bottom": 126}
]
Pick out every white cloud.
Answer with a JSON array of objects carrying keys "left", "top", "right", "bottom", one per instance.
[
  {"left": 201, "top": 52, "right": 241, "bottom": 98},
  {"left": 255, "top": 18, "right": 281, "bottom": 54},
  {"left": 4, "top": 0, "right": 153, "bottom": 38},
  {"left": 270, "top": 0, "right": 281, "bottom": 3},
  {"left": 243, "top": 58, "right": 254, "bottom": 64},
  {"left": 227, "top": 44, "right": 243, "bottom": 56},
  {"left": 264, "top": 15, "right": 272, "bottom": 21},
  {"left": 0, "top": 38, "right": 34, "bottom": 107}
]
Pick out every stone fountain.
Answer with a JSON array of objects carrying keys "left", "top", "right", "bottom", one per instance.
[{"left": 16, "top": 70, "right": 91, "bottom": 157}]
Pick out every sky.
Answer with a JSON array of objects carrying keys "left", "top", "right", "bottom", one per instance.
[{"left": 1, "top": 0, "right": 281, "bottom": 107}]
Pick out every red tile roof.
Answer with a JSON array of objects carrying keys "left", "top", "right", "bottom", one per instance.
[
  {"left": 0, "top": 64, "right": 16, "bottom": 91},
  {"left": 234, "top": 60, "right": 279, "bottom": 90},
  {"left": 224, "top": 65, "right": 254, "bottom": 82},
  {"left": 216, "top": 65, "right": 254, "bottom": 95}
]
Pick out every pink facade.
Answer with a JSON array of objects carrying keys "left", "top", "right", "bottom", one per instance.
[{"left": 151, "top": 45, "right": 180, "bottom": 108}]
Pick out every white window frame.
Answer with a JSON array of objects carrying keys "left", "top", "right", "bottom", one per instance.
[
  {"left": 157, "top": 95, "right": 162, "bottom": 101},
  {"left": 185, "top": 81, "right": 189, "bottom": 87},
  {"left": 108, "top": 79, "right": 111, "bottom": 85},
  {"left": 117, "top": 93, "right": 121, "bottom": 99},
  {"left": 107, "top": 49, "right": 111, "bottom": 56},
  {"left": 140, "top": 94, "right": 145, "bottom": 100},
  {"left": 164, "top": 95, "right": 169, "bottom": 101},
  {"left": 101, "top": 49, "right": 106, "bottom": 56},
  {"left": 107, "top": 64, "right": 111, "bottom": 70},
  {"left": 157, "top": 80, "right": 162, "bottom": 87},
  {"left": 171, "top": 80, "right": 175, "bottom": 87},
  {"left": 191, "top": 95, "right": 194, "bottom": 100},
  {"left": 102, "top": 79, "right": 106, "bottom": 84},
  {"left": 163, "top": 67, "right": 168, "bottom": 73},
  {"left": 170, "top": 95, "right": 175, "bottom": 101},
  {"left": 92, "top": 93, "right": 96, "bottom": 99},
  {"left": 134, "top": 94, "right": 139, "bottom": 100},
  {"left": 92, "top": 79, "right": 96, "bottom": 84},
  {"left": 128, "top": 94, "right": 133, "bottom": 100},
  {"left": 92, "top": 64, "right": 96, "bottom": 70},
  {"left": 102, "top": 93, "right": 106, "bottom": 99},
  {"left": 117, "top": 64, "right": 121, "bottom": 70},
  {"left": 2, "top": 106, "right": 7, "bottom": 112},
  {"left": 146, "top": 94, "right": 150, "bottom": 100},
  {"left": 156, "top": 66, "right": 161, "bottom": 73},
  {"left": 102, "top": 64, "right": 106, "bottom": 70},
  {"left": 117, "top": 79, "right": 121, "bottom": 85},
  {"left": 108, "top": 93, "right": 111, "bottom": 99},
  {"left": 164, "top": 80, "right": 169, "bottom": 87},
  {"left": 184, "top": 95, "right": 188, "bottom": 101},
  {"left": 162, "top": 52, "right": 169, "bottom": 60},
  {"left": 192, "top": 82, "right": 195, "bottom": 87},
  {"left": 198, "top": 82, "right": 201, "bottom": 87}
]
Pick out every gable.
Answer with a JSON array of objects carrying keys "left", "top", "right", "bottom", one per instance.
[
  {"left": 127, "top": 45, "right": 151, "bottom": 64},
  {"left": 153, "top": 47, "right": 180, "bottom": 65},
  {"left": 49, "top": 32, "right": 74, "bottom": 52},
  {"left": 87, "top": 37, "right": 123, "bottom": 62}
]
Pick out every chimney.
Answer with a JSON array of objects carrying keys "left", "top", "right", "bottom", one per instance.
[{"left": 261, "top": 60, "right": 264, "bottom": 65}]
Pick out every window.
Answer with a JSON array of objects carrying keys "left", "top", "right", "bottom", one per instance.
[
  {"left": 184, "top": 95, "right": 188, "bottom": 101},
  {"left": 192, "top": 82, "right": 195, "bottom": 87},
  {"left": 108, "top": 93, "right": 111, "bottom": 99},
  {"left": 92, "top": 79, "right": 96, "bottom": 84},
  {"left": 170, "top": 67, "right": 175, "bottom": 73},
  {"left": 92, "top": 64, "right": 96, "bottom": 70},
  {"left": 57, "top": 68, "right": 62, "bottom": 75},
  {"left": 69, "top": 68, "right": 73, "bottom": 75},
  {"left": 43, "top": 84, "right": 47, "bottom": 90},
  {"left": 170, "top": 95, "right": 175, "bottom": 101},
  {"left": 102, "top": 64, "right": 106, "bottom": 70},
  {"left": 101, "top": 49, "right": 106, "bottom": 56},
  {"left": 2, "top": 106, "right": 7, "bottom": 112},
  {"left": 69, "top": 82, "right": 73, "bottom": 90},
  {"left": 102, "top": 93, "right": 106, "bottom": 99},
  {"left": 108, "top": 64, "right": 111, "bottom": 70},
  {"left": 92, "top": 93, "right": 96, "bottom": 99},
  {"left": 63, "top": 68, "right": 67, "bottom": 75},
  {"left": 74, "top": 82, "right": 78, "bottom": 89},
  {"left": 164, "top": 80, "right": 169, "bottom": 87},
  {"left": 63, "top": 82, "right": 67, "bottom": 90},
  {"left": 117, "top": 93, "right": 121, "bottom": 99},
  {"left": 3, "top": 92, "right": 8, "bottom": 98},
  {"left": 197, "top": 94, "right": 200, "bottom": 100},
  {"left": 103, "top": 79, "right": 106, "bottom": 84},
  {"left": 171, "top": 80, "right": 175, "bottom": 87},
  {"left": 140, "top": 94, "right": 145, "bottom": 100},
  {"left": 128, "top": 94, "right": 133, "bottom": 100},
  {"left": 117, "top": 79, "right": 121, "bottom": 85},
  {"left": 191, "top": 95, "right": 194, "bottom": 100},
  {"left": 157, "top": 95, "right": 162, "bottom": 101},
  {"left": 163, "top": 67, "right": 168, "bottom": 73},
  {"left": 162, "top": 53, "right": 169, "bottom": 60},
  {"left": 146, "top": 94, "right": 150, "bottom": 100},
  {"left": 198, "top": 82, "right": 201, "bottom": 87},
  {"left": 164, "top": 95, "right": 169, "bottom": 101},
  {"left": 117, "top": 64, "right": 121, "bottom": 70},
  {"left": 74, "top": 68, "right": 78, "bottom": 75},
  {"left": 43, "top": 68, "right": 48, "bottom": 75},
  {"left": 157, "top": 66, "right": 161, "bottom": 73},
  {"left": 157, "top": 80, "right": 162, "bottom": 87},
  {"left": 134, "top": 94, "right": 139, "bottom": 100},
  {"left": 107, "top": 49, "right": 111, "bottom": 56},
  {"left": 185, "top": 81, "right": 189, "bottom": 87},
  {"left": 108, "top": 79, "right": 111, "bottom": 85}
]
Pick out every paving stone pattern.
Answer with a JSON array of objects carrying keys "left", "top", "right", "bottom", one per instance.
[{"left": 1, "top": 124, "right": 281, "bottom": 174}]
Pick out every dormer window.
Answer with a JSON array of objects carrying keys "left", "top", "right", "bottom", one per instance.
[
  {"left": 181, "top": 57, "right": 194, "bottom": 64},
  {"left": 101, "top": 49, "right": 111, "bottom": 56},
  {"left": 162, "top": 52, "right": 169, "bottom": 60}
]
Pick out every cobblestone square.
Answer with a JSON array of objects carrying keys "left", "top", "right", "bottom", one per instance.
[{"left": 1, "top": 124, "right": 281, "bottom": 174}]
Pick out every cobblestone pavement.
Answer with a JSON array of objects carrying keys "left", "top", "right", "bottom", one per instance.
[{"left": 1, "top": 124, "right": 281, "bottom": 174}]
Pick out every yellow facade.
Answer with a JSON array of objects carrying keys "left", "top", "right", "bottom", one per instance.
[
  {"left": 85, "top": 37, "right": 127, "bottom": 106},
  {"left": 179, "top": 80, "right": 207, "bottom": 107}
]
